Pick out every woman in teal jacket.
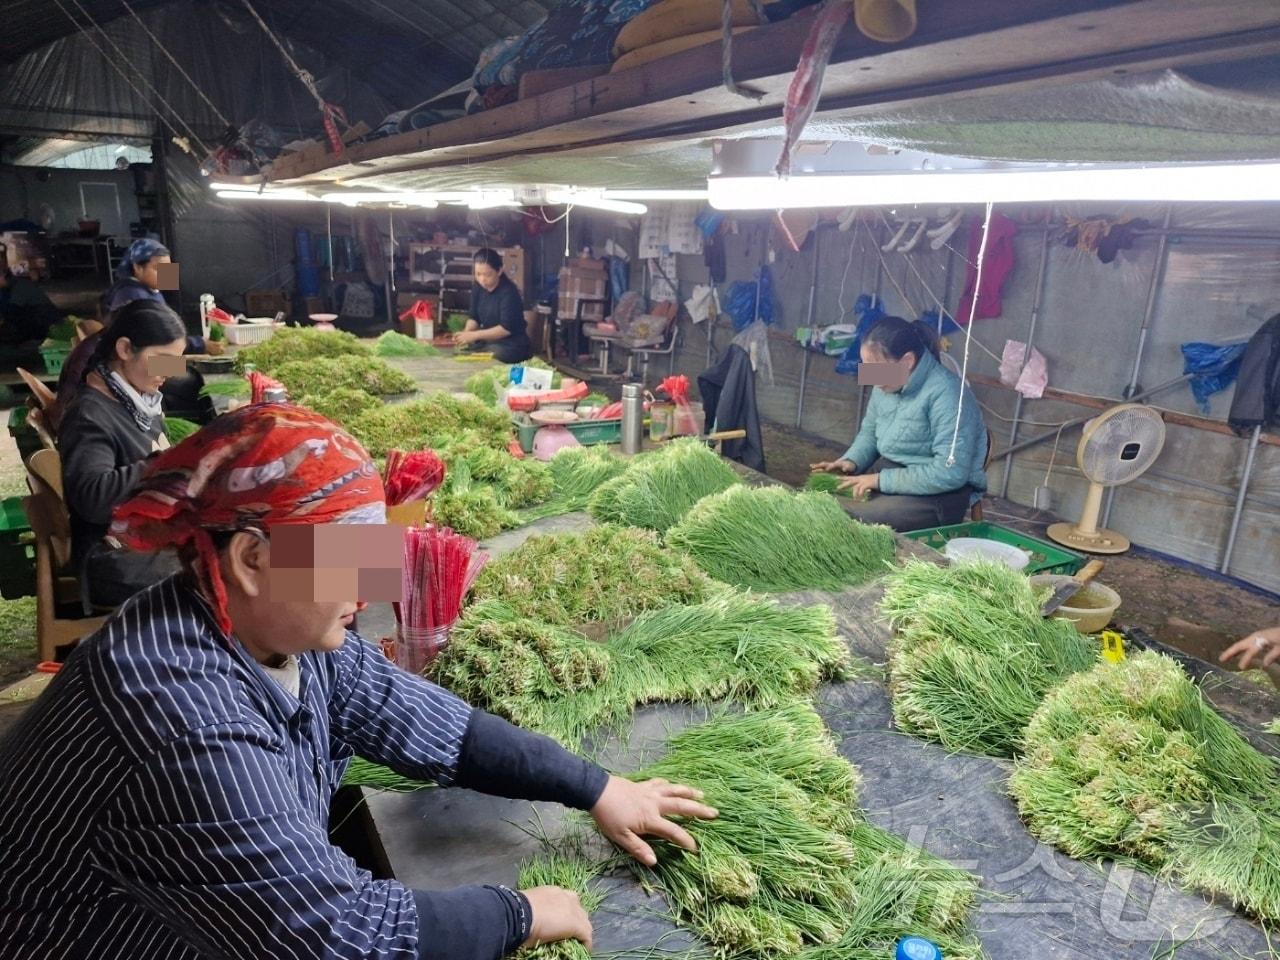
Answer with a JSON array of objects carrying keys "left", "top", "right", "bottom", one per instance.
[{"left": 812, "top": 317, "right": 989, "bottom": 531}]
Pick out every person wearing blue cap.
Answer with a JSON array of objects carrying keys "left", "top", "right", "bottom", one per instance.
[{"left": 103, "top": 238, "right": 172, "bottom": 314}]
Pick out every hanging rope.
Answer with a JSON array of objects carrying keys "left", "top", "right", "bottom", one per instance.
[
  {"left": 237, "top": 0, "right": 349, "bottom": 154},
  {"left": 721, "top": 0, "right": 765, "bottom": 101},
  {"left": 53, "top": 0, "right": 211, "bottom": 156},
  {"left": 946, "top": 201, "right": 995, "bottom": 467},
  {"left": 119, "top": 0, "right": 232, "bottom": 129}
]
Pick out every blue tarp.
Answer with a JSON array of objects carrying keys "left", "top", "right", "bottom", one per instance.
[
  {"left": 723, "top": 266, "right": 776, "bottom": 331},
  {"left": 834, "top": 295, "right": 887, "bottom": 376},
  {"left": 1181, "top": 341, "right": 1247, "bottom": 413}
]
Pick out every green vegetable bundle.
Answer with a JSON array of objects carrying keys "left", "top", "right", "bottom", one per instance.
[
  {"left": 162, "top": 417, "right": 200, "bottom": 444},
  {"left": 666, "top": 486, "right": 897, "bottom": 592},
  {"left": 341, "top": 757, "right": 439, "bottom": 793},
  {"left": 804, "top": 472, "right": 844, "bottom": 495},
  {"left": 295, "top": 387, "right": 383, "bottom": 429},
  {"left": 348, "top": 393, "right": 511, "bottom": 458},
  {"left": 438, "top": 593, "right": 846, "bottom": 746},
  {"left": 234, "top": 327, "right": 370, "bottom": 374},
  {"left": 464, "top": 359, "right": 564, "bottom": 405},
  {"left": 434, "top": 603, "right": 614, "bottom": 739},
  {"left": 374, "top": 330, "right": 440, "bottom": 357},
  {"left": 1268, "top": 718, "right": 1280, "bottom": 735},
  {"left": 274, "top": 355, "right": 417, "bottom": 398},
  {"left": 199, "top": 379, "right": 249, "bottom": 399},
  {"left": 521, "top": 446, "right": 630, "bottom": 521},
  {"left": 445, "top": 312, "right": 470, "bottom": 334},
  {"left": 587, "top": 438, "right": 739, "bottom": 534},
  {"left": 880, "top": 559, "right": 1097, "bottom": 757},
  {"left": 441, "top": 442, "right": 553, "bottom": 509},
  {"left": 1011, "top": 652, "right": 1280, "bottom": 920},
  {"left": 469, "top": 525, "right": 713, "bottom": 627},
  {"left": 432, "top": 487, "right": 518, "bottom": 540},
  {"left": 517, "top": 852, "right": 604, "bottom": 960},
  {"left": 631, "top": 706, "right": 981, "bottom": 959}
]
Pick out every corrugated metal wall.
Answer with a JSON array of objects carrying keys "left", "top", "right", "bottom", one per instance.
[{"left": 660, "top": 204, "right": 1280, "bottom": 594}]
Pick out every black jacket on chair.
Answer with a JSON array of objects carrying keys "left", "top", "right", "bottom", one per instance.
[
  {"left": 1228, "top": 313, "right": 1280, "bottom": 435},
  {"left": 698, "top": 344, "right": 765, "bottom": 473}
]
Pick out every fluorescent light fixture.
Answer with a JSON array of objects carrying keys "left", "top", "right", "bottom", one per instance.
[
  {"left": 320, "top": 192, "right": 439, "bottom": 208},
  {"left": 546, "top": 189, "right": 647, "bottom": 215},
  {"left": 602, "top": 189, "right": 708, "bottom": 201},
  {"left": 215, "top": 189, "right": 318, "bottom": 202},
  {"left": 708, "top": 162, "right": 1280, "bottom": 210}
]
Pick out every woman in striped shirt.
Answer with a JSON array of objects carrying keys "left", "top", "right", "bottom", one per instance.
[{"left": 0, "top": 404, "right": 715, "bottom": 960}]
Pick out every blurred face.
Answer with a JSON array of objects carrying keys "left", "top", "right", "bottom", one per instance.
[
  {"left": 858, "top": 343, "right": 915, "bottom": 393},
  {"left": 474, "top": 260, "right": 501, "bottom": 292},
  {"left": 133, "top": 254, "right": 170, "bottom": 291},
  {"left": 113, "top": 335, "right": 186, "bottom": 394},
  {"left": 219, "top": 524, "right": 401, "bottom": 663}
]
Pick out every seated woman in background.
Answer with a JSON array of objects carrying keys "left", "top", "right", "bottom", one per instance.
[
  {"left": 811, "top": 316, "right": 989, "bottom": 532},
  {"left": 454, "top": 247, "right": 533, "bottom": 363},
  {"left": 59, "top": 299, "right": 187, "bottom": 609}
]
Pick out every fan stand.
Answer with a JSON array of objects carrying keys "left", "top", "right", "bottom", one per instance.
[{"left": 1046, "top": 481, "right": 1131, "bottom": 554}]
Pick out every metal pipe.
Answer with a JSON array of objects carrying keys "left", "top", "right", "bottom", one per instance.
[
  {"left": 1000, "top": 229, "right": 1051, "bottom": 498},
  {"left": 326, "top": 204, "right": 334, "bottom": 283},
  {"left": 995, "top": 372, "right": 1193, "bottom": 460},
  {"left": 855, "top": 226, "right": 886, "bottom": 431},
  {"left": 1102, "top": 204, "right": 1173, "bottom": 527},
  {"left": 1220, "top": 424, "right": 1262, "bottom": 574},
  {"left": 796, "top": 227, "right": 822, "bottom": 428},
  {"left": 384, "top": 210, "right": 395, "bottom": 325}
]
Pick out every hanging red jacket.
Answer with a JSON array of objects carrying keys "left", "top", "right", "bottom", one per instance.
[{"left": 958, "top": 212, "right": 1018, "bottom": 322}]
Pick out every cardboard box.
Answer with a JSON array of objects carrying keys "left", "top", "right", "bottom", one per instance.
[
  {"left": 558, "top": 265, "right": 607, "bottom": 322},
  {"left": 245, "top": 289, "right": 288, "bottom": 317}
]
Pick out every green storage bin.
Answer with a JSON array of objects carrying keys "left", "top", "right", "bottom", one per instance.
[
  {"left": 0, "top": 495, "right": 35, "bottom": 599},
  {"left": 904, "top": 520, "right": 1085, "bottom": 576},
  {"left": 515, "top": 416, "right": 623, "bottom": 454},
  {"left": 7, "top": 406, "right": 42, "bottom": 464},
  {"left": 39, "top": 343, "right": 71, "bottom": 376}
]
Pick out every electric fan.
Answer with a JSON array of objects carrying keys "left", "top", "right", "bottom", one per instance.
[{"left": 1046, "top": 403, "right": 1166, "bottom": 555}]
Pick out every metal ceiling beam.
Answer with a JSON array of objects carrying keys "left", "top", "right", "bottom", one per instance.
[{"left": 260, "top": 0, "right": 1280, "bottom": 188}]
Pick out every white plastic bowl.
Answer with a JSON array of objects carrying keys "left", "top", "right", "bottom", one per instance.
[{"left": 943, "top": 537, "right": 1030, "bottom": 572}]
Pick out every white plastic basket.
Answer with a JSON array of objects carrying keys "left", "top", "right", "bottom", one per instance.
[{"left": 223, "top": 322, "right": 277, "bottom": 346}]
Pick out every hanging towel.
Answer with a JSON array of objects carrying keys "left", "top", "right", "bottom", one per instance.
[{"left": 957, "top": 212, "right": 1018, "bottom": 322}]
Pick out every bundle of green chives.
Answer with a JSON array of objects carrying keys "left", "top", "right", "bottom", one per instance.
[
  {"left": 516, "top": 852, "right": 605, "bottom": 960},
  {"left": 521, "top": 447, "right": 631, "bottom": 521},
  {"left": 437, "top": 594, "right": 846, "bottom": 747},
  {"left": 587, "top": 438, "right": 740, "bottom": 534},
  {"left": 1011, "top": 651, "right": 1280, "bottom": 921},
  {"left": 1268, "top": 718, "right": 1280, "bottom": 735},
  {"left": 162, "top": 417, "right": 200, "bottom": 444},
  {"left": 666, "top": 486, "right": 897, "bottom": 592},
  {"left": 341, "top": 756, "right": 439, "bottom": 792},
  {"left": 880, "top": 559, "right": 1097, "bottom": 757},
  {"left": 468, "top": 525, "right": 714, "bottom": 626},
  {"left": 803, "top": 472, "right": 844, "bottom": 495},
  {"left": 628, "top": 706, "right": 981, "bottom": 959}
]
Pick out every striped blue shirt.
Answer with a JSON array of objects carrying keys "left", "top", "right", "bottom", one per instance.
[{"left": 0, "top": 576, "right": 605, "bottom": 959}]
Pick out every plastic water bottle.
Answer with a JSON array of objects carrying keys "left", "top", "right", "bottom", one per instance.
[{"left": 896, "top": 936, "right": 942, "bottom": 960}]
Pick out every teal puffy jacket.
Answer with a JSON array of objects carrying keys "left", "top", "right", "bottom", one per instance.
[{"left": 841, "top": 351, "right": 989, "bottom": 498}]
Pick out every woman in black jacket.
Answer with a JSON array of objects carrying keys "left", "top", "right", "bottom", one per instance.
[
  {"left": 453, "top": 248, "right": 533, "bottom": 363},
  {"left": 58, "top": 299, "right": 187, "bottom": 609}
]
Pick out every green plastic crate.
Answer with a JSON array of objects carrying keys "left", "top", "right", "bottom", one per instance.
[
  {"left": 7, "top": 407, "right": 41, "bottom": 464},
  {"left": 39, "top": 343, "right": 71, "bottom": 376},
  {"left": 515, "top": 416, "right": 623, "bottom": 454},
  {"left": 904, "top": 520, "right": 1086, "bottom": 576},
  {"left": 0, "top": 495, "right": 35, "bottom": 600}
]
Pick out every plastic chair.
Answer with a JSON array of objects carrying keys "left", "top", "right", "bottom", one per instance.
[{"left": 23, "top": 450, "right": 106, "bottom": 661}]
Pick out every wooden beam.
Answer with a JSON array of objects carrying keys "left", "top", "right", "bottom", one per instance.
[
  {"left": 259, "top": 0, "right": 1280, "bottom": 186},
  {"left": 967, "top": 372, "right": 1280, "bottom": 448}
]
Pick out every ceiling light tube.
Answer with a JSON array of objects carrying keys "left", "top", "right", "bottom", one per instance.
[
  {"left": 707, "top": 163, "right": 1280, "bottom": 210},
  {"left": 546, "top": 190, "right": 647, "bottom": 215},
  {"left": 602, "top": 189, "right": 709, "bottom": 201},
  {"left": 215, "top": 189, "right": 318, "bottom": 202},
  {"left": 319, "top": 192, "right": 439, "bottom": 208}
]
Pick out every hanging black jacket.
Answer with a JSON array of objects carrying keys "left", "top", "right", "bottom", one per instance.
[
  {"left": 698, "top": 343, "right": 765, "bottom": 473},
  {"left": 1228, "top": 313, "right": 1280, "bottom": 435}
]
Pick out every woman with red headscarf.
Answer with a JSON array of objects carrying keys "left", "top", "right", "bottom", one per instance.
[{"left": 0, "top": 403, "right": 715, "bottom": 960}]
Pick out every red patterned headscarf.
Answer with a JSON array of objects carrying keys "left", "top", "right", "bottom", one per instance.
[{"left": 112, "top": 403, "right": 385, "bottom": 635}]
